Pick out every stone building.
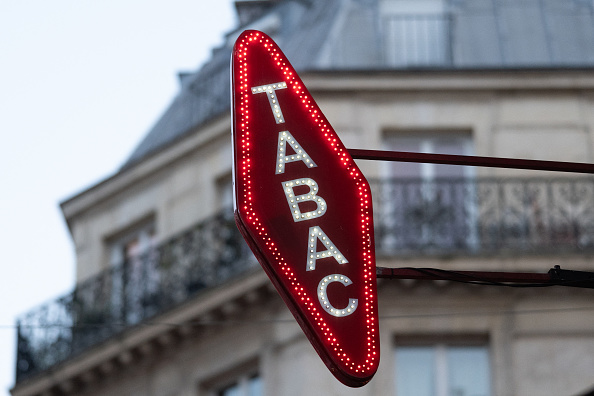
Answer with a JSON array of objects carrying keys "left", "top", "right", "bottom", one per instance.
[{"left": 12, "top": 0, "right": 594, "bottom": 395}]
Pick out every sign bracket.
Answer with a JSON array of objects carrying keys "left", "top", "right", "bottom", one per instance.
[
  {"left": 376, "top": 266, "right": 594, "bottom": 289},
  {"left": 353, "top": 148, "right": 594, "bottom": 289},
  {"left": 348, "top": 148, "right": 594, "bottom": 174}
]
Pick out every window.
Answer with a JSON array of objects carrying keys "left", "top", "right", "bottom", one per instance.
[
  {"left": 383, "top": 132, "right": 474, "bottom": 180},
  {"left": 395, "top": 343, "right": 491, "bottom": 396},
  {"left": 216, "top": 173, "right": 234, "bottom": 212},
  {"left": 376, "top": 132, "right": 476, "bottom": 254},
  {"left": 202, "top": 372, "right": 262, "bottom": 396},
  {"left": 381, "top": 0, "right": 451, "bottom": 67},
  {"left": 109, "top": 220, "right": 157, "bottom": 268},
  {"left": 217, "top": 374, "right": 262, "bottom": 396},
  {"left": 73, "top": 218, "right": 159, "bottom": 348},
  {"left": 108, "top": 219, "right": 158, "bottom": 325}
]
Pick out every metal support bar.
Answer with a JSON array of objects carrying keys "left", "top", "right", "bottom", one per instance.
[
  {"left": 376, "top": 267, "right": 553, "bottom": 284},
  {"left": 353, "top": 148, "right": 594, "bottom": 288},
  {"left": 349, "top": 149, "right": 594, "bottom": 174},
  {"left": 376, "top": 266, "right": 594, "bottom": 289},
  {"left": 549, "top": 266, "right": 594, "bottom": 289}
]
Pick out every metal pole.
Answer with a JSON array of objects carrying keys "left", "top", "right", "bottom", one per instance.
[
  {"left": 376, "top": 267, "right": 553, "bottom": 284},
  {"left": 349, "top": 149, "right": 594, "bottom": 174},
  {"left": 376, "top": 266, "right": 594, "bottom": 289},
  {"left": 352, "top": 149, "right": 594, "bottom": 288}
]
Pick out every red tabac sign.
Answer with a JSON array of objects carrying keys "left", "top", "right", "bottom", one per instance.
[{"left": 231, "top": 30, "right": 379, "bottom": 387}]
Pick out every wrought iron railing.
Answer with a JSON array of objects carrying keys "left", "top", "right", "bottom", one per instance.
[
  {"left": 14, "top": 177, "right": 594, "bottom": 382},
  {"left": 372, "top": 177, "right": 594, "bottom": 256},
  {"left": 15, "top": 210, "right": 255, "bottom": 382}
]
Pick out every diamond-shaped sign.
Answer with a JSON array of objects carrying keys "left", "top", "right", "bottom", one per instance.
[{"left": 231, "top": 30, "right": 379, "bottom": 387}]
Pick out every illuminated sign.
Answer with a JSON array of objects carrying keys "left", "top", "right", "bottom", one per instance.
[{"left": 231, "top": 30, "right": 379, "bottom": 387}]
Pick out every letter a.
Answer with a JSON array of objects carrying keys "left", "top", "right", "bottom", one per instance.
[
  {"left": 306, "top": 226, "right": 348, "bottom": 271},
  {"left": 276, "top": 131, "right": 317, "bottom": 174}
]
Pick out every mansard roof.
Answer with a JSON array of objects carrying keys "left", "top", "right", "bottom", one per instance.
[{"left": 122, "top": 0, "right": 594, "bottom": 169}]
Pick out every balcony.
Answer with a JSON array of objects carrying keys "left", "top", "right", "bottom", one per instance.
[
  {"left": 15, "top": 177, "right": 594, "bottom": 382},
  {"left": 373, "top": 178, "right": 594, "bottom": 256},
  {"left": 15, "top": 210, "right": 256, "bottom": 383}
]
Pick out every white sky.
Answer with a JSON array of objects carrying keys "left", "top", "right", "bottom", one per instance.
[{"left": 0, "top": 1, "right": 235, "bottom": 394}]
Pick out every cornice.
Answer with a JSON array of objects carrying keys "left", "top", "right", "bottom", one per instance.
[
  {"left": 301, "top": 68, "right": 594, "bottom": 93},
  {"left": 60, "top": 115, "right": 230, "bottom": 230}
]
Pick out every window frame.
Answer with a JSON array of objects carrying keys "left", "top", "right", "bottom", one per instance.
[
  {"left": 215, "top": 373, "right": 262, "bottom": 396},
  {"left": 103, "top": 215, "right": 158, "bottom": 325},
  {"left": 199, "top": 359, "right": 262, "bottom": 396},
  {"left": 378, "top": 130, "right": 479, "bottom": 254},
  {"left": 394, "top": 335, "right": 492, "bottom": 396}
]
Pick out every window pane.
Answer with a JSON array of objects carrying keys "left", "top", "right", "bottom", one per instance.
[
  {"left": 248, "top": 374, "right": 262, "bottom": 396},
  {"left": 384, "top": 133, "right": 473, "bottom": 179},
  {"left": 385, "top": 15, "right": 450, "bottom": 67},
  {"left": 395, "top": 347, "right": 436, "bottom": 396},
  {"left": 385, "top": 137, "right": 423, "bottom": 178},
  {"left": 433, "top": 137, "right": 469, "bottom": 178},
  {"left": 219, "top": 383, "right": 240, "bottom": 396},
  {"left": 447, "top": 347, "right": 491, "bottom": 396}
]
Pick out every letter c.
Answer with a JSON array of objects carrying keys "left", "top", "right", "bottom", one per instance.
[{"left": 317, "top": 274, "right": 358, "bottom": 317}]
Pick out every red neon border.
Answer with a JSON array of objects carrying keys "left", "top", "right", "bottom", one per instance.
[{"left": 232, "top": 30, "right": 378, "bottom": 386}]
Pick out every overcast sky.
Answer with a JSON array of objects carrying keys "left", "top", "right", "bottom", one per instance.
[{"left": 0, "top": 1, "right": 235, "bottom": 394}]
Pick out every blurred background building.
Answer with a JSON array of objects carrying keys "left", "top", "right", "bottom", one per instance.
[{"left": 12, "top": 0, "right": 594, "bottom": 395}]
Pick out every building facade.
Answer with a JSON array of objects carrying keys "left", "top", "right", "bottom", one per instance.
[{"left": 13, "top": 0, "right": 594, "bottom": 395}]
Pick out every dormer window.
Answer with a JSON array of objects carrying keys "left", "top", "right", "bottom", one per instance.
[
  {"left": 234, "top": 0, "right": 278, "bottom": 27},
  {"left": 380, "top": 0, "right": 452, "bottom": 67}
]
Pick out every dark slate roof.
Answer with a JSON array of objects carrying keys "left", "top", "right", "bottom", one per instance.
[
  {"left": 122, "top": 0, "right": 341, "bottom": 168},
  {"left": 121, "top": 45, "right": 233, "bottom": 169},
  {"left": 122, "top": 0, "right": 594, "bottom": 169}
]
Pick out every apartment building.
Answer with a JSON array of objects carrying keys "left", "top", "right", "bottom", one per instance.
[{"left": 13, "top": 1, "right": 594, "bottom": 395}]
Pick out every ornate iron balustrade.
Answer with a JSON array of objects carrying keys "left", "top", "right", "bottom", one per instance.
[
  {"left": 15, "top": 210, "right": 255, "bottom": 382},
  {"left": 371, "top": 177, "right": 594, "bottom": 256},
  {"left": 14, "top": 177, "right": 594, "bottom": 383}
]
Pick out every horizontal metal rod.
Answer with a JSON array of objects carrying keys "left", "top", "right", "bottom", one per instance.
[
  {"left": 348, "top": 149, "right": 594, "bottom": 174},
  {"left": 376, "top": 267, "right": 553, "bottom": 284},
  {"left": 376, "top": 266, "right": 594, "bottom": 289}
]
